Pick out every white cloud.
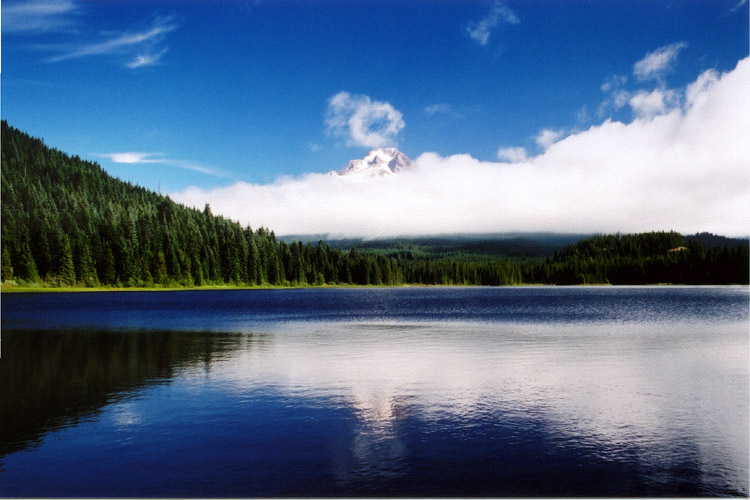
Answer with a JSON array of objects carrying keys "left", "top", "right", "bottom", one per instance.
[
  {"left": 535, "top": 128, "right": 566, "bottom": 149},
  {"left": 425, "top": 103, "right": 452, "bottom": 115},
  {"left": 102, "top": 152, "right": 165, "bottom": 164},
  {"left": 601, "top": 74, "right": 627, "bottom": 93},
  {"left": 101, "top": 152, "right": 227, "bottom": 178},
  {"left": 633, "top": 42, "right": 687, "bottom": 82},
  {"left": 126, "top": 47, "right": 169, "bottom": 69},
  {"left": 576, "top": 105, "right": 591, "bottom": 124},
  {"left": 497, "top": 147, "right": 527, "bottom": 163},
  {"left": 628, "top": 88, "right": 680, "bottom": 120},
  {"left": 170, "top": 161, "right": 227, "bottom": 178},
  {"left": 326, "top": 92, "right": 405, "bottom": 148},
  {"left": 1, "top": 0, "right": 78, "bottom": 34},
  {"left": 730, "top": 0, "right": 748, "bottom": 13},
  {"left": 172, "top": 57, "right": 750, "bottom": 238},
  {"left": 466, "top": 1, "right": 520, "bottom": 46},
  {"left": 5, "top": 3, "right": 177, "bottom": 69},
  {"left": 598, "top": 89, "right": 631, "bottom": 118},
  {"left": 46, "top": 16, "right": 177, "bottom": 67},
  {"left": 685, "top": 68, "right": 719, "bottom": 106},
  {"left": 612, "top": 90, "right": 631, "bottom": 109}
]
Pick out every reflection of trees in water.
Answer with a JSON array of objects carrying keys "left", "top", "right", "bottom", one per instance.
[{"left": 0, "top": 330, "right": 262, "bottom": 457}]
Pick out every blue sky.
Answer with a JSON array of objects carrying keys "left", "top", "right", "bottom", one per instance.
[{"left": 2, "top": 0, "right": 749, "bottom": 236}]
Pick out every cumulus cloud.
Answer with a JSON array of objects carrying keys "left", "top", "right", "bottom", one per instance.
[
  {"left": 172, "top": 58, "right": 750, "bottom": 238},
  {"left": 466, "top": 0, "right": 520, "bottom": 46},
  {"left": 497, "top": 147, "right": 528, "bottom": 163},
  {"left": 612, "top": 90, "right": 631, "bottom": 110},
  {"left": 326, "top": 92, "right": 405, "bottom": 148},
  {"left": 535, "top": 128, "right": 566, "bottom": 149},
  {"left": 600, "top": 45, "right": 688, "bottom": 119},
  {"left": 598, "top": 89, "right": 631, "bottom": 118},
  {"left": 633, "top": 42, "right": 687, "bottom": 82},
  {"left": 685, "top": 68, "right": 719, "bottom": 104},
  {"left": 628, "top": 88, "right": 680, "bottom": 120}
]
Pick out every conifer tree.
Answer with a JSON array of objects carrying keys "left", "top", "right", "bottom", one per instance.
[
  {"left": 2, "top": 246, "right": 14, "bottom": 282},
  {"left": 57, "top": 234, "right": 76, "bottom": 286}
]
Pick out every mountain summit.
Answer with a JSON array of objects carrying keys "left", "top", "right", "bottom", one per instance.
[{"left": 333, "top": 148, "right": 413, "bottom": 177}]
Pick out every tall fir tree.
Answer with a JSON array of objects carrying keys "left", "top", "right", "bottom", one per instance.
[{"left": 56, "top": 234, "right": 76, "bottom": 286}]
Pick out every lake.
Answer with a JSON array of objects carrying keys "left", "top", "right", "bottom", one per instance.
[{"left": 1, "top": 286, "right": 748, "bottom": 497}]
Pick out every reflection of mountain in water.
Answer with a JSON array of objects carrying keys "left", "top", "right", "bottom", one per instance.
[{"left": 0, "top": 330, "right": 258, "bottom": 457}]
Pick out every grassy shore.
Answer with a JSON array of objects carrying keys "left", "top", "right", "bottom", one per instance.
[
  {"left": 0, "top": 282, "right": 434, "bottom": 293},
  {"left": 3, "top": 282, "right": 716, "bottom": 293},
  {"left": 1, "top": 281, "right": 583, "bottom": 292}
]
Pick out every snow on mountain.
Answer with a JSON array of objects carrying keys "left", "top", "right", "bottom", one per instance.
[{"left": 331, "top": 148, "right": 413, "bottom": 177}]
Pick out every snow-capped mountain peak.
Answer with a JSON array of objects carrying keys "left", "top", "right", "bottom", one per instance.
[{"left": 332, "top": 148, "right": 413, "bottom": 177}]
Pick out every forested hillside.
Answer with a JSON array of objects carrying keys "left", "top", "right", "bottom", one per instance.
[
  {"left": 0, "top": 121, "right": 395, "bottom": 287},
  {"left": 524, "top": 232, "right": 748, "bottom": 285},
  {"left": 1, "top": 121, "right": 747, "bottom": 287}
]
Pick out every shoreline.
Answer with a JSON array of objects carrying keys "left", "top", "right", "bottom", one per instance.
[{"left": 2, "top": 283, "right": 746, "bottom": 293}]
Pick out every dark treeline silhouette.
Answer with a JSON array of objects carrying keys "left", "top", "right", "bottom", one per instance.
[
  {"left": 1, "top": 121, "right": 747, "bottom": 287},
  {"left": 523, "top": 232, "right": 748, "bottom": 285}
]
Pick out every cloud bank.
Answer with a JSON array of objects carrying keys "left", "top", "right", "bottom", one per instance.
[{"left": 172, "top": 57, "right": 750, "bottom": 238}]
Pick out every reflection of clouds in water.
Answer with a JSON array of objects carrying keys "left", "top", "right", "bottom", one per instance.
[
  {"left": 210, "top": 321, "right": 748, "bottom": 492},
  {"left": 112, "top": 401, "right": 143, "bottom": 428},
  {"left": 347, "top": 389, "right": 407, "bottom": 481}
]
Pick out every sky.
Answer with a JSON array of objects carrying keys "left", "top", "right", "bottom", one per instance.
[{"left": 2, "top": 0, "right": 749, "bottom": 237}]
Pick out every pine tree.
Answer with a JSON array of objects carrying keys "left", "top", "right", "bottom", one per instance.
[
  {"left": 1, "top": 246, "right": 14, "bottom": 282},
  {"left": 100, "top": 244, "right": 117, "bottom": 285},
  {"left": 57, "top": 234, "right": 76, "bottom": 286},
  {"left": 247, "top": 234, "right": 260, "bottom": 285}
]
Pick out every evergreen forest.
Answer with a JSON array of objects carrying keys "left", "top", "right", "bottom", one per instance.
[{"left": 1, "top": 121, "right": 747, "bottom": 288}]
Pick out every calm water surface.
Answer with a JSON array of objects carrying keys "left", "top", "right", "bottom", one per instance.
[{"left": 1, "top": 286, "right": 748, "bottom": 497}]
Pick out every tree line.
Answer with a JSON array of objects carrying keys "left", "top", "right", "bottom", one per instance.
[
  {"left": 0, "top": 121, "right": 408, "bottom": 287},
  {"left": 1, "top": 121, "right": 747, "bottom": 287},
  {"left": 522, "top": 232, "right": 748, "bottom": 285}
]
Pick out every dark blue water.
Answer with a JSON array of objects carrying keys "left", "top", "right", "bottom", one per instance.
[
  {"left": 2, "top": 286, "right": 748, "bottom": 330},
  {"left": 1, "top": 286, "right": 748, "bottom": 497}
]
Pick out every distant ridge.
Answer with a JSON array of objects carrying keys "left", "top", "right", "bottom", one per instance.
[{"left": 279, "top": 233, "right": 591, "bottom": 259}]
